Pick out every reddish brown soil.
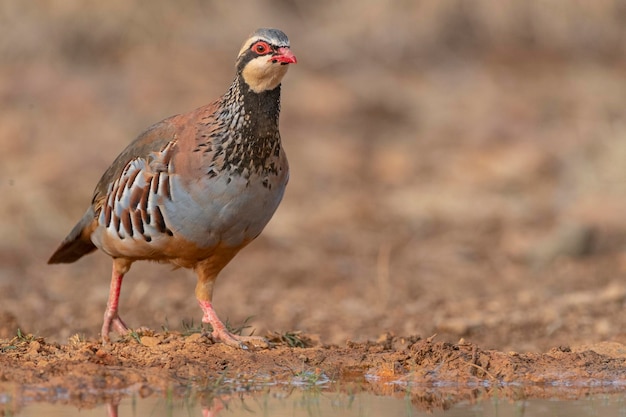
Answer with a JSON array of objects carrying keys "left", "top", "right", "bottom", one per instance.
[
  {"left": 3, "top": 1, "right": 626, "bottom": 413},
  {"left": 2, "top": 331, "right": 626, "bottom": 413}
]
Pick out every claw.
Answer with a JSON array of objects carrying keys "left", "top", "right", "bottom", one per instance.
[{"left": 198, "top": 299, "right": 270, "bottom": 350}]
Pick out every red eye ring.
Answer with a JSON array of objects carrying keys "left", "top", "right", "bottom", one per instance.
[{"left": 251, "top": 41, "right": 270, "bottom": 55}]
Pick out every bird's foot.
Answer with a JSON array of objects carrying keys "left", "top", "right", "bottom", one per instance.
[
  {"left": 198, "top": 299, "right": 270, "bottom": 350},
  {"left": 209, "top": 328, "right": 270, "bottom": 350},
  {"left": 101, "top": 313, "right": 130, "bottom": 344}
]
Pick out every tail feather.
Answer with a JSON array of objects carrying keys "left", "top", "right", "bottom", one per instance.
[{"left": 48, "top": 208, "right": 98, "bottom": 264}]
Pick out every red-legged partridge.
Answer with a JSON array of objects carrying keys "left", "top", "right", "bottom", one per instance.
[{"left": 48, "top": 28, "right": 297, "bottom": 349}]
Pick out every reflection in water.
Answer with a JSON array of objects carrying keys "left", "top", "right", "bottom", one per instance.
[
  {"left": 4, "top": 380, "right": 626, "bottom": 416},
  {"left": 106, "top": 394, "right": 227, "bottom": 417},
  {"left": 9, "top": 389, "right": 626, "bottom": 417}
]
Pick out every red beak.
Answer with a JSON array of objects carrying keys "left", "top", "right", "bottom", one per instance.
[{"left": 271, "top": 47, "right": 297, "bottom": 64}]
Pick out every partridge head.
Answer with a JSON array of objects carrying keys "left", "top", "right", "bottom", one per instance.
[{"left": 48, "top": 28, "right": 297, "bottom": 349}]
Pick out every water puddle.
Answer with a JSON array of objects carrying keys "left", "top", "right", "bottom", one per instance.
[
  {"left": 4, "top": 390, "right": 626, "bottom": 417},
  {"left": 2, "top": 375, "right": 626, "bottom": 416}
]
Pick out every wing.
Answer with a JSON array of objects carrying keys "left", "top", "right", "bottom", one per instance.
[
  {"left": 95, "top": 138, "right": 177, "bottom": 245},
  {"left": 47, "top": 118, "right": 181, "bottom": 264}
]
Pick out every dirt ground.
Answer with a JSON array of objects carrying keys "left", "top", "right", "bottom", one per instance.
[
  {"left": 2, "top": 0, "right": 626, "bottom": 412},
  {"left": 3, "top": 332, "right": 626, "bottom": 414}
]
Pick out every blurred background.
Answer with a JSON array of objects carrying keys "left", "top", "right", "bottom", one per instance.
[{"left": 1, "top": 0, "right": 626, "bottom": 352}]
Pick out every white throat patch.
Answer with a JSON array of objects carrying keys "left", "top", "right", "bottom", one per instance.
[{"left": 241, "top": 56, "right": 289, "bottom": 93}]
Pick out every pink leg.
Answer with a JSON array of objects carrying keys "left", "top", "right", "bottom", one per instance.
[
  {"left": 198, "top": 300, "right": 268, "bottom": 349},
  {"left": 106, "top": 402, "right": 118, "bottom": 417},
  {"left": 194, "top": 257, "right": 268, "bottom": 349},
  {"left": 101, "top": 260, "right": 131, "bottom": 344},
  {"left": 202, "top": 397, "right": 225, "bottom": 417}
]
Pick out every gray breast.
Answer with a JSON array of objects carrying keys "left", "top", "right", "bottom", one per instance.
[{"left": 164, "top": 163, "right": 289, "bottom": 248}]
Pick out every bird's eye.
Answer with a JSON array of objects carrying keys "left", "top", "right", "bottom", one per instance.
[{"left": 252, "top": 41, "right": 270, "bottom": 55}]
